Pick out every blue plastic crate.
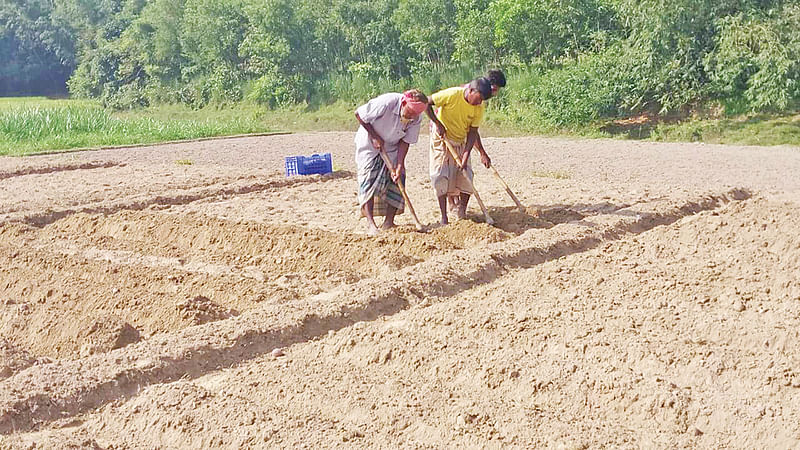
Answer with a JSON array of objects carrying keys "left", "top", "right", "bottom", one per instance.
[{"left": 285, "top": 153, "right": 333, "bottom": 177}]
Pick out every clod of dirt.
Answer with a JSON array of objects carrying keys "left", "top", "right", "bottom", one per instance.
[
  {"left": 78, "top": 314, "right": 141, "bottom": 357},
  {"left": 537, "top": 206, "right": 585, "bottom": 224},
  {"left": 433, "top": 219, "right": 513, "bottom": 246},
  {"left": 0, "top": 338, "right": 37, "bottom": 379},
  {"left": 485, "top": 207, "right": 554, "bottom": 235},
  {"left": 176, "top": 295, "right": 239, "bottom": 325}
]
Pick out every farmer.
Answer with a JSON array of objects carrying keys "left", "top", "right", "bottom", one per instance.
[
  {"left": 447, "top": 69, "right": 507, "bottom": 214},
  {"left": 355, "top": 89, "right": 428, "bottom": 235},
  {"left": 425, "top": 77, "right": 492, "bottom": 224}
]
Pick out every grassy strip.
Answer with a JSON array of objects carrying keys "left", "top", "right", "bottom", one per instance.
[
  {"left": 0, "top": 102, "right": 271, "bottom": 156},
  {"left": 118, "top": 102, "right": 356, "bottom": 133},
  {"left": 1, "top": 98, "right": 798, "bottom": 156},
  {"left": 648, "top": 114, "right": 800, "bottom": 146},
  {"left": 244, "top": 100, "right": 800, "bottom": 147},
  {"left": 0, "top": 97, "right": 95, "bottom": 109}
]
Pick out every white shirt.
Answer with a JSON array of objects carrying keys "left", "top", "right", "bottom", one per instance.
[{"left": 354, "top": 93, "right": 422, "bottom": 169}]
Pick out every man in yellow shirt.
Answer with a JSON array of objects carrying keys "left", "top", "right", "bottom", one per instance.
[
  {"left": 447, "top": 69, "right": 507, "bottom": 214},
  {"left": 425, "top": 77, "right": 492, "bottom": 225}
]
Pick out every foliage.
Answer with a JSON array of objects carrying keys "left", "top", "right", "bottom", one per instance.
[
  {"left": 525, "top": 54, "right": 622, "bottom": 126},
  {"left": 452, "top": 0, "right": 496, "bottom": 65},
  {"left": 393, "top": 0, "right": 457, "bottom": 68},
  {"left": 489, "top": 0, "right": 617, "bottom": 63},
  {"left": 705, "top": 4, "right": 800, "bottom": 113},
  {"left": 2, "top": 0, "right": 799, "bottom": 128},
  {"left": 0, "top": 0, "right": 76, "bottom": 95},
  {"left": 649, "top": 113, "right": 800, "bottom": 146}
]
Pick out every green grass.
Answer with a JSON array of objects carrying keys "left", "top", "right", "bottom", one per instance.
[
  {"left": 491, "top": 100, "right": 800, "bottom": 146},
  {"left": 113, "top": 101, "right": 358, "bottom": 132},
  {"left": 0, "top": 99, "right": 272, "bottom": 156},
  {"left": 0, "top": 96, "right": 95, "bottom": 109},
  {"left": 649, "top": 113, "right": 800, "bottom": 146},
  {"left": 2, "top": 97, "right": 798, "bottom": 156}
]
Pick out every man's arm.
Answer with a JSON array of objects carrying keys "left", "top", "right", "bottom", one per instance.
[
  {"left": 474, "top": 133, "right": 492, "bottom": 168},
  {"left": 461, "top": 126, "right": 480, "bottom": 169},
  {"left": 355, "top": 111, "right": 384, "bottom": 150},
  {"left": 425, "top": 99, "right": 446, "bottom": 138},
  {"left": 392, "top": 140, "right": 410, "bottom": 182}
]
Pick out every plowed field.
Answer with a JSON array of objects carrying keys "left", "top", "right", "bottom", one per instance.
[{"left": 1, "top": 132, "right": 799, "bottom": 448}]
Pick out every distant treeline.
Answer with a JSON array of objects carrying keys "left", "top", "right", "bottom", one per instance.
[{"left": 2, "top": 0, "right": 798, "bottom": 126}]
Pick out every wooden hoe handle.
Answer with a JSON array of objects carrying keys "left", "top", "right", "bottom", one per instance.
[
  {"left": 377, "top": 149, "right": 424, "bottom": 231},
  {"left": 442, "top": 140, "right": 494, "bottom": 225},
  {"left": 490, "top": 166, "right": 525, "bottom": 213}
]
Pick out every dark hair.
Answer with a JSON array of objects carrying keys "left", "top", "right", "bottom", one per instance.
[
  {"left": 469, "top": 77, "right": 492, "bottom": 100},
  {"left": 487, "top": 69, "right": 506, "bottom": 88}
]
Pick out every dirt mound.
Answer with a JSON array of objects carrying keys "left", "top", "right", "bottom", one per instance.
[
  {"left": 428, "top": 218, "right": 514, "bottom": 246},
  {"left": 0, "top": 210, "right": 518, "bottom": 361},
  {"left": 78, "top": 314, "right": 141, "bottom": 357},
  {"left": 7, "top": 381, "right": 280, "bottom": 448},
  {"left": 0, "top": 191, "right": 744, "bottom": 438},
  {"left": 51, "top": 196, "right": 793, "bottom": 448},
  {"left": 176, "top": 296, "right": 238, "bottom": 325},
  {"left": 44, "top": 210, "right": 487, "bottom": 275},
  {"left": 482, "top": 206, "right": 562, "bottom": 234},
  {"left": 3, "top": 132, "right": 800, "bottom": 447},
  {"left": 82, "top": 381, "right": 275, "bottom": 448},
  {"left": 0, "top": 339, "right": 38, "bottom": 380}
]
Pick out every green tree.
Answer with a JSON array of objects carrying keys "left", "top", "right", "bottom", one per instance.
[
  {"left": 452, "top": 0, "right": 496, "bottom": 66},
  {"left": 335, "top": 0, "right": 411, "bottom": 78},
  {"left": 705, "top": 4, "right": 800, "bottom": 112},
  {"left": 490, "top": 0, "right": 616, "bottom": 63},
  {"left": 135, "top": 0, "right": 185, "bottom": 81},
  {"left": 611, "top": 0, "right": 785, "bottom": 112},
  {"left": 392, "top": 0, "right": 457, "bottom": 69},
  {"left": 181, "top": 0, "right": 247, "bottom": 71},
  {"left": 0, "top": 0, "right": 76, "bottom": 95}
]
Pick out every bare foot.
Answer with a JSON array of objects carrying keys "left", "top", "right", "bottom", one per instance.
[
  {"left": 457, "top": 207, "right": 467, "bottom": 220},
  {"left": 440, "top": 216, "right": 449, "bottom": 226},
  {"left": 448, "top": 196, "right": 459, "bottom": 215},
  {"left": 380, "top": 221, "right": 395, "bottom": 230},
  {"left": 366, "top": 223, "right": 380, "bottom": 236}
]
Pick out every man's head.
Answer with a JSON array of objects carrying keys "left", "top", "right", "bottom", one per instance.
[
  {"left": 401, "top": 89, "right": 428, "bottom": 119},
  {"left": 486, "top": 69, "right": 506, "bottom": 98},
  {"left": 465, "top": 77, "right": 492, "bottom": 105}
]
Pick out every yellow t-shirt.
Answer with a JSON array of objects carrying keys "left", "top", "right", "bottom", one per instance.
[{"left": 431, "top": 86, "right": 485, "bottom": 143}]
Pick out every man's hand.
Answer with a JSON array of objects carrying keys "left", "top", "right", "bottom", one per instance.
[
  {"left": 436, "top": 123, "right": 446, "bottom": 139},
  {"left": 480, "top": 152, "right": 491, "bottom": 168},
  {"left": 459, "top": 151, "right": 471, "bottom": 171},
  {"left": 391, "top": 165, "right": 404, "bottom": 183}
]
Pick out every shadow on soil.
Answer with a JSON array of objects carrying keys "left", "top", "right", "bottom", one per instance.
[{"left": 464, "top": 200, "right": 642, "bottom": 235}]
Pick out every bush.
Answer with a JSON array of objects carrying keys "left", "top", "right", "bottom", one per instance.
[
  {"left": 705, "top": 5, "right": 800, "bottom": 113},
  {"left": 247, "top": 72, "right": 304, "bottom": 108},
  {"left": 101, "top": 81, "right": 150, "bottom": 110},
  {"left": 490, "top": 0, "right": 617, "bottom": 63},
  {"left": 518, "top": 52, "right": 637, "bottom": 127}
]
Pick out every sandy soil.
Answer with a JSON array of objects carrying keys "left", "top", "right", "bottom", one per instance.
[{"left": 0, "top": 132, "right": 799, "bottom": 448}]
